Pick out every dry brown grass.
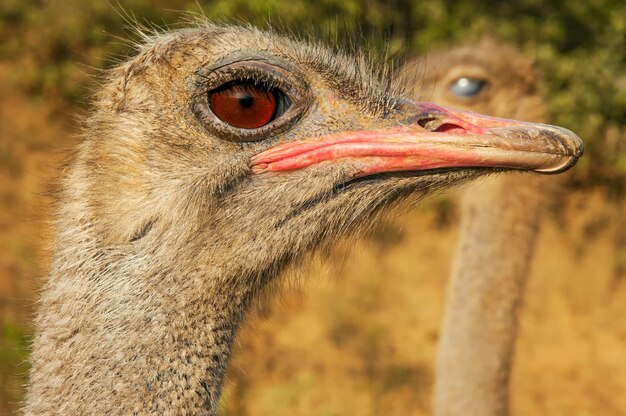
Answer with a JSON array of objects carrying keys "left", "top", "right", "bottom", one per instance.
[{"left": 0, "top": 64, "right": 73, "bottom": 414}]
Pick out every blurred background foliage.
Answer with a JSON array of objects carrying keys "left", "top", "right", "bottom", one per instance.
[
  {"left": 0, "top": 0, "right": 624, "bottom": 414},
  {"left": 1, "top": 0, "right": 625, "bottom": 191}
]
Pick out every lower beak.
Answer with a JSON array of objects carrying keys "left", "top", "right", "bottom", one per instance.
[{"left": 250, "top": 102, "right": 584, "bottom": 177}]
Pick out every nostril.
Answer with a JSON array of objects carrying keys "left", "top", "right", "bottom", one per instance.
[
  {"left": 416, "top": 116, "right": 467, "bottom": 134},
  {"left": 416, "top": 117, "right": 437, "bottom": 129}
]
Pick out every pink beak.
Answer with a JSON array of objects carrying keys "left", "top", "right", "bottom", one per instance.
[{"left": 250, "top": 102, "right": 583, "bottom": 178}]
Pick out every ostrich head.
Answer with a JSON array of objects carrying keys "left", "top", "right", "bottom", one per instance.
[
  {"left": 27, "top": 24, "right": 583, "bottom": 414},
  {"left": 82, "top": 26, "right": 580, "bottom": 275}
]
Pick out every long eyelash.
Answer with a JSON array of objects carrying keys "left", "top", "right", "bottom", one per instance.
[
  {"left": 195, "top": 67, "right": 283, "bottom": 93},
  {"left": 236, "top": 70, "right": 282, "bottom": 91},
  {"left": 210, "top": 80, "right": 276, "bottom": 96}
]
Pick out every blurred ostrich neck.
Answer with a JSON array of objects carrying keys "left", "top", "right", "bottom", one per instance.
[{"left": 435, "top": 174, "right": 550, "bottom": 415}]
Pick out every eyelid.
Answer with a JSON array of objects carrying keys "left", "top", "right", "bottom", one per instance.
[
  {"left": 191, "top": 60, "right": 312, "bottom": 143},
  {"left": 195, "top": 60, "right": 298, "bottom": 93}
]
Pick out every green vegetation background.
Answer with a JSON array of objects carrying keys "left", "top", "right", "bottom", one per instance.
[{"left": 0, "top": 0, "right": 624, "bottom": 413}]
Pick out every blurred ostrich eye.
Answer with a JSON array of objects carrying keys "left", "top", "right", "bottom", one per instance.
[
  {"left": 209, "top": 82, "right": 291, "bottom": 129},
  {"left": 449, "top": 77, "right": 487, "bottom": 97}
]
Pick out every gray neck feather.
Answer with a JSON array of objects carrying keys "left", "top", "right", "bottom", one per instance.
[{"left": 25, "top": 213, "right": 255, "bottom": 415}]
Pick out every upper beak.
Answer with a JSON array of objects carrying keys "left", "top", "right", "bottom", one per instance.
[{"left": 250, "top": 102, "right": 584, "bottom": 178}]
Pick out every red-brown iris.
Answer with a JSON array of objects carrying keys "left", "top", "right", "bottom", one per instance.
[{"left": 209, "top": 82, "right": 278, "bottom": 129}]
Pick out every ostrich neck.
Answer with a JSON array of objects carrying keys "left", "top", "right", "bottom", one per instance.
[
  {"left": 434, "top": 174, "right": 556, "bottom": 416},
  {"left": 25, "top": 220, "right": 256, "bottom": 415}
]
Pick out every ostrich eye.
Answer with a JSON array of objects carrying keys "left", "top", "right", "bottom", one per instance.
[
  {"left": 209, "top": 82, "right": 291, "bottom": 129},
  {"left": 449, "top": 77, "right": 487, "bottom": 97},
  {"left": 193, "top": 60, "right": 310, "bottom": 142}
]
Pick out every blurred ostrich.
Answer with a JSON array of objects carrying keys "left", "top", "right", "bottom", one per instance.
[{"left": 412, "top": 38, "right": 561, "bottom": 415}]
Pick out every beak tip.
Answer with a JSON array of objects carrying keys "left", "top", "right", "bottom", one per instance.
[{"left": 552, "top": 125, "right": 585, "bottom": 157}]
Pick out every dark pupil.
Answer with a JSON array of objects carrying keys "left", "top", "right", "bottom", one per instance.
[{"left": 239, "top": 94, "right": 254, "bottom": 109}]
